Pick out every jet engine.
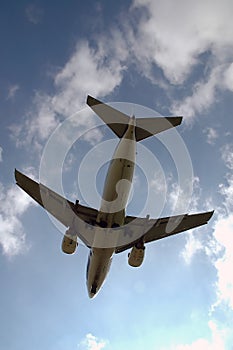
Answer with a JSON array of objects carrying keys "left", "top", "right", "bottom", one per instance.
[
  {"left": 128, "top": 243, "right": 145, "bottom": 267},
  {"left": 61, "top": 227, "right": 78, "bottom": 254}
]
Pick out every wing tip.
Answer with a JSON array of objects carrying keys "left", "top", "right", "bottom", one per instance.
[
  {"left": 178, "top": 116, "right": 183, "bottom": 125},
  {"left": 86, "top": 95, "right": 101, "bottom": 106},
  {"left": 207, "top": 210, "right": 214, "bottom": 221},
  {"left": 169, "top": 116, "right": 183, "bottom": 126},
  {"left": 15, "top": 168, "right": 20, "bottom": 183}
]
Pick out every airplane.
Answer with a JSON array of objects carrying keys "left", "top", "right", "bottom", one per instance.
[{"left": 15, "top": 95, "right": 214, "bottom": 298}]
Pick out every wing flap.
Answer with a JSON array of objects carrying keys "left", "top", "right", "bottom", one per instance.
[
  {"left": 144, "top": 211, "right": 214, "bottom": 244},
  {"left": 115, "top": 211, "right": 214, "bottom": 253}
]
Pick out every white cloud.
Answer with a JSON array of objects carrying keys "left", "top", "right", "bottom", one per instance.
[
  {"left": 212, "top": 148, "right": 233, "bottom": 308},
  {"left": 171, "top": 321, "right": 226, "bottom": 350},
  {"left": 212, "top": 214, "right": 233, "bottom": 310},
  {"left": 221, "top": 144, "right": 233, "bottom": 170},
  {"left": 12, "top": 1, "right": 233, "bottom": 148},
  {"left": 10, "top": 92, "right": 58, "bottom": 150},
  {"left": 7, "top": 84, "right": 20, "bottom": 100},
  {"left": 53, "top": 41, "right": 124, "bottom": 115},
  {"left": 203, "top": 127, "right": 218, "bottom": 145},
  {"left": 179, "top": 141, "right": 233, "bottom": 313},
  {"left": 170, "top": 66, "right": 221, "bottom": 123},
  {"left": 219, "top": 144, "right": 233, "bottom": 213},
  {"left": 168, "top": 176, "right": 201, "bottom": 215},
  {"left": 172, "top": 177, "right": 222, "bottom": 270},
  {"left": 150, "top": 171, "right": 167, "bottom": 195},
  {"left": 127, "top": 1, "right": 233, "bottom": 121},
  {"left": 0, "top": 182, "right": 34, "bottom": 257},
  {"left": 78, "top": 334, "right": 107, "bottom": 350},
  {"left": 180, "top": 232, "right": 203, "bottom": 265},
  {"left": 10, "top": 41, "right": 124, "bottom": 150},
  {"left": 223, "top": 63, "right": 233, "bottom": 91},
  {"left": 131, "top": 0, "right": 233, "bottom": 83},
  {"left": 0, "top": 146, "right": 2, "bottom": 162},
  {"left": 219, "top": 175, "right": 233, "bottom": 214}
]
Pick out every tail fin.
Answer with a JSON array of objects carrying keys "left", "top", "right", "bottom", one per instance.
[{"left": 87, "top": 95, "right": 182, "bottom": 141}]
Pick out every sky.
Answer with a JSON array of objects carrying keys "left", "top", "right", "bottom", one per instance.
[{"left": 0, "top": 0, "right": 233, "bottom": 349}]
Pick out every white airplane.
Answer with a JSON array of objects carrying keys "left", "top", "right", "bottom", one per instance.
[{"left": 15, "top": 95, "right": 214, "bottom": 298}]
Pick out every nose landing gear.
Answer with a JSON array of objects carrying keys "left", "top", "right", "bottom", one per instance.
[{"left": 91, "top": 284, "right": 97, "bottom": 294}]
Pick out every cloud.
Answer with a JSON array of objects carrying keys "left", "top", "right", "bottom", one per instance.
[
  {"left": 170, "top": 66, "right": 221, "bottom": 123},
  {"left": 53, "top": 41, "right": 124, "bottom": 115},
  {"left": 131, "top": 0, "right": 233, "bottom": 83},
  {"left": 0, "top": 180, "right": 35, "bottom": 257},
  {"left": 78, "top": 334, "right": 107, "bottom": 350},
  {"left": 179, "top": 140, "right": 233, "bottom": 313},
  {"left": 12, "top": 1, "right": 233, "bottom": 148},
  {"left": 209, "top": 146, "right": 233, "bottom": 311},
  {"left": 219, "top": 175, "right": 233, "bottom": 214},
  {"left": 150, "top": 171, "right": 167, "bottom": 196},
  {"left": 10, "top": 92, "right": 59, "bottom": 151},
  {"left": 219, "top": 144, "right": 233, "bottom": 213},
  {"left": 203, "top": 127, "right": 218, "bottom": 145},
  {"left": 171, "top": 321, "right": 226, "bottom": 350},
  {"left": 171, "top": 176, "right": 211, "bottom": 265},
  {"left": 221, "top": 143, "right": 233, "bottom": 170},
  {"left": 180, "top": 232, "right": 203, "bottom": 265},
  {"left": 25, "top": 4, "right": 43, "bottom": 24},
  {"left": 7, "top": 84, "right": 20, "bottom": 100},
  {"left": 212, "top": 214, "right": 233, "bottom": 310},
  {"left": 10, "top": 41, "right": 125, "bottom": 151},
  {"left": 168, "top": 176, "right": 201, "bottom": 215},
  {"left": 0, "top": 146, "right": 2, "bottom": 162},
  {"left": 223, "top": 62, "right": 233, "bottom": 91},
  {"left": 127, "top": 1, "right": 233, "bottom": 121}
]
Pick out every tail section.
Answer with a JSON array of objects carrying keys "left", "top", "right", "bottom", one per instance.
[
  {"left": 135, "top": 116, "right": 182, "bottom": 141},
  {"left": 87, "top": 95, "right": 129, "bottom": 138},
  {"left": 87, "top": 95, "right": 182, "bottom": 141}
]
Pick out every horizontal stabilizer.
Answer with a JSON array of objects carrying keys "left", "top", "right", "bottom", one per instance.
[
  {"left": 135, "top": 116, "right": 182, "bottom": 141},
  {"left": 87, "top": 95, "right": 183, "bottom": 141},
  {"left": 87, "top": 95, "right": 129, "bottom": 138}
]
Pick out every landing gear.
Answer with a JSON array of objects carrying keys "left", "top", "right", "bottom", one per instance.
[
  {"left": 97, "top": 221, "right": 120, "bottom": 228},
  {"left": 111, "top": 223, "right": 120, "bottom": 228},
  {"left": 91, "top": 284, "right": 97, "bottom": 294},
  {"left": 98, "top": 220, "right": 107, "bottom": 228}
]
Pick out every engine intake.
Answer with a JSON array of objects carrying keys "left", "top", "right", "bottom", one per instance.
[{"left": 128, "top": 244, "right": 145, "bottom": 267}]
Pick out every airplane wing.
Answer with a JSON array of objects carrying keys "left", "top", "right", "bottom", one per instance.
[
  {"left": 115, "top": 211, "right": 214, "bottom": 253},
  {"left": 15, "top": 170, "right": 214, "bottom": 251},
  {"left": 15, "top": 169, "right": 98, "bottom": 229}
]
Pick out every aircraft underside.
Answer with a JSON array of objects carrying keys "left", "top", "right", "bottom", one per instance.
[{"left": 14, "top": 94, "right": 214, "bottom": 298}]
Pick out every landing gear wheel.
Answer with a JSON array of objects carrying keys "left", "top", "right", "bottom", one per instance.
[{"left": 91, "top": 284, "right": 97, "bottom": 294}]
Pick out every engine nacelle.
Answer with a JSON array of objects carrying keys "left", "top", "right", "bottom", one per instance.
[
  {"left": 62, "top": 228, "right": 78, "bottom": 254},
  {"left": 128, "top": 245, "right": 145, "bottom": 267}
]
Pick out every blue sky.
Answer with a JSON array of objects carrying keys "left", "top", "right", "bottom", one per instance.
[{"left": 1, "top": 1, "right": 233, "bottom": 349}]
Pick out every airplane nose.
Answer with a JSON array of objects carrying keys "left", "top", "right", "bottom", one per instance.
[
  {"left": 88, "top": 290, "right": 97, "bottom": 299},
  {"left": 88, "top": 284, "right": 98, "bottom": 298},
  {"left": 89, "top": 292, "right": 95, "bottom": 299}
]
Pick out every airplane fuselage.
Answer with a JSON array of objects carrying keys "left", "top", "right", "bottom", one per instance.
[{"left": 86, "top": 117, "right": 136, "bottom": 298}]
